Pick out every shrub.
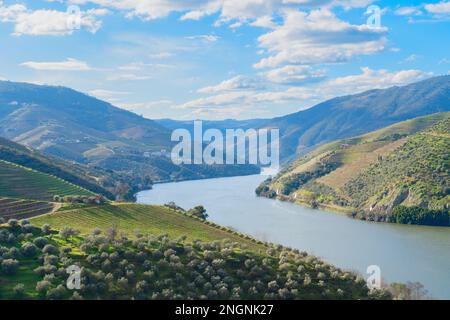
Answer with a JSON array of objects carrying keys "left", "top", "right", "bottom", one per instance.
[
  {"left": 21, "top": 242, "right": 38, "bottom": 257},
  {"left": 1, "top": 259, "right": 19, "bottom": 275},
  {"left": 42, "top": 244, "right": 59, "bottom": 255},
  {"left": 59, "top": 227, "right": 80, "bottom": 240},
  {"left": 7, "top": 219, "right": 19, "bottom": 229},
  {"left": 13, "top": 284, "right": 25, "bottom": 298},
  {"left": 46, "top": 285, "right": 67, "bottom": 300},
  {"left": 391, "top": 206, "right": 449, "bottom": 226},
  {"left": 41, "top": 224, "right": 52, "bottom": 235}
]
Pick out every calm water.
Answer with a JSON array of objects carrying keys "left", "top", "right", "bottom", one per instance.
[{"left": 137, "top": 174, "right": 450, "bottom": 299}]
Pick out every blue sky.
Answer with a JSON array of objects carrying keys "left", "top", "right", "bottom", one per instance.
[{"left": 0, "top": 0, "right": 449, "bottom": 120}]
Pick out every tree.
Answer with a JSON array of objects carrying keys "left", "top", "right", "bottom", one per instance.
[
  {"left": 42, "top": 244, "right": 59, "bottom": 255},
  {"left": 59, "top": 227, "right": 80, "bottom": 240},
  {"left": 1, "top": 259, "right": 19, "bottom": 275},
  {"left": 188, "top": 206, "right": 209, "bottom": 220},
  {"left": 33, "top": 237, "right": 49, "bottom": 248},
  {"left": 21, "top": 242, "right": 38, "bottom": 257},
  {"left": 13, "top": 284, "right": 25, "bottom": 298},
  {"left": 41, "top": 224, "right": 52, "bottom": 235}
]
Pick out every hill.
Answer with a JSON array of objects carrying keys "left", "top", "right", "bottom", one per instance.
[
  {"left": 0, "top": 158, "right": 101, "bottom": 220},
  {"left": 0, "top": 198, "right": 55, "bottom": 221},
  {"left": 0, "top": 136, "right": 121, "bottom": 199},
  {"left": 0, "top": 218, "right": 388, "bottom": 300},
  {"left": 0, "top": 81, "right": 259, "bottom": 189},
  {"left": 159, "top": 76, "right": 450, "bottom": 162},
  {"left": 0, "top": 160, "right": 95, "bottom": 201},
  {"left": 31, "top": 203, "right": 267, "bottom": 249},
  {"left": 257, "top": 113, "right": 450, "bottom": 226}
]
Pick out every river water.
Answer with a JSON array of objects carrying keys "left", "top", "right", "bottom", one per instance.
[{"left": 137, "top": 174, "right": 450, "bottom": 299}]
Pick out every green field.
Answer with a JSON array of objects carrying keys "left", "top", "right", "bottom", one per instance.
[
  {"left": 31, "top": 203, "right": 267, "bottom": 251},
  {"left": 0, "top": 160, "right": 94, "bottom": 202}
]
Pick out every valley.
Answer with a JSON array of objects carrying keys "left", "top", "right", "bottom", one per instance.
[{"left": 0, "top": 76, "right": 449, "bottom": 300}]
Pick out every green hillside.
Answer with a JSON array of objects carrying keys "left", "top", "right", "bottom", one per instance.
[
  {"left": 0, "top": 137, "right": 119, "bottom": 199},
  {"left": 257, "top": 113, "right": 450, "bottom": 226},
  {"left": 32, "top": 203, "right": 267, "bottom": 250},
  {"left": 0, "top": 219, "right": 388, "bottom": 300},
  {"left": 0, "top": 160, "right": 94, "bottom": 202}
]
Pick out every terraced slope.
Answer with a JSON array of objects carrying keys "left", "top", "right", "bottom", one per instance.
[
  {"left": 32, "top": 203, "right": 267, "bottom": 251},
  {"left": 0, "top": 198, "right": 55, "bottom": 220},
  {"left": 257, "top": 113, "right": 450, "bottom": 226},
  {"left": 0, "top": 160, "right": 94, "bottom": 202}
]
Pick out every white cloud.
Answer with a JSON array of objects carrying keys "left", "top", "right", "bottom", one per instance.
[
  {"left": 249, "top": 15, "right": 276, "bottom": 28},
  {"left": 178, "top": 68, "right": 432, "bottom": 115},
  {"left": 71, "top": 0, "right": 375, "bottom": 26},
  {"left": 401, "top": 54, "right": 421, "bottom": 63},
  {"left": 394, "top": 6, "right": 423, "bottom": 16},
  {"left": 394, "top": 2, "right": 450, "bottom": 21},
  {"left": 0, "top": 2, "right": 26, "bottom": 22},
  {"left": 254, "top": 9, "right": 388, "bottom": 69},
  {"left": 0, "top": 1, "right": 107, "bottom": 36},
  {"left": 198, "top": 75, "right": 264, "bottom": 93},
  {"left": 425, "top": 1, "right": 450, "bottom": 14},
  {"left": 323, "top": 67, "right": 431, "bottom": 92},
  {"left": 148, "top": 52, "right": 175, "bottom": 59},
  {"left": 20, "top": 58, "right": 91, "bottom": 71},
  {"left": 185, "top": 34, "right": 220, "bottom": 42},
  {"left": 262, "top": 65, "right": 326, "bottom": 85}
]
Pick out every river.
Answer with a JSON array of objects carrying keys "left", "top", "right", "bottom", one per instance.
[{"left": 137, "top": 174, "right": 450, "bottom": 299}]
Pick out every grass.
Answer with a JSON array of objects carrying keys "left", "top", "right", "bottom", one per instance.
[
  {"left": 0, "top": 160, "right": 94, "bottom": 202},
  {"left": 31, "top": 203, "right": 267, "bottom": 252}
]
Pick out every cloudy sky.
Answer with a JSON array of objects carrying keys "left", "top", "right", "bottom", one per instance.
[{"left": 0, "top": 0, "right": 449, "bottom": 120}]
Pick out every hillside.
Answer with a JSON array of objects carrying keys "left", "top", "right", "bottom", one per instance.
[
  {"left": 257, "top": 113, "right": 450, "bottom": 226},
  {"left": 0, "top": 160, "right": 95, "bottom": 202},
  {"left": 0, "top": 159, "right": 100, "bottom": 220},
  {"left": 0, "top": 198, "right": 55, "bottom": 221},
  {"left": 0, "top": 217, "right": 388, "bottom": 300},
  {"left": 31, "top": 203, "right": 267, "bottom": 249},
  {"left": 159, "top": 76, "right": 450, "bottom": 162},
  {"left": 0, "top": 81, "right": 259, "bottom": 188},
  {"left": 0, "top": 137, "right": 121, "bottom": 199}
]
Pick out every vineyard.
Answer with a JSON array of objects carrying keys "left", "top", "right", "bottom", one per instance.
[
  {"left": 0, "top": 160, "right": 94, "bottom": 202},
  {"left": 0, "top": 198, "right": 55, "bottom": 220},
  {"left": 32, "top": 203, "right": 267, "bottom": 251}
]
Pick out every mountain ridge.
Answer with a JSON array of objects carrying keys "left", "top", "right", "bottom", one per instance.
[{"left": 158, "top": 76, "right": 450, "bottom": 162}]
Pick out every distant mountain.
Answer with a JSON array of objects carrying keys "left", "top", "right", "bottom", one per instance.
[
  {"left": 0, "top": 81, "right": 259, "bottom": 189},
  {"left": 0, "top": 81, "right": 171, "bottom": 161},
  {"left": 263, "top": 76, "right": 450, "bottom": 161},
  {"left": 159, "top": 76, "right": 450, "bottom": 162},
  {"left": 257, "top": 113, "right": 450, "bottom": 226}
]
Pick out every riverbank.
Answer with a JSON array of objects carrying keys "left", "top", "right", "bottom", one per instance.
[{"left": 137, "top": 174, "right": 450, "bottom": 299}]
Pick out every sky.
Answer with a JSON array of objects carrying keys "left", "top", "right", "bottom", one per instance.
[{"left": 0, "top": 0, "right": 449, "bottom": 120}]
